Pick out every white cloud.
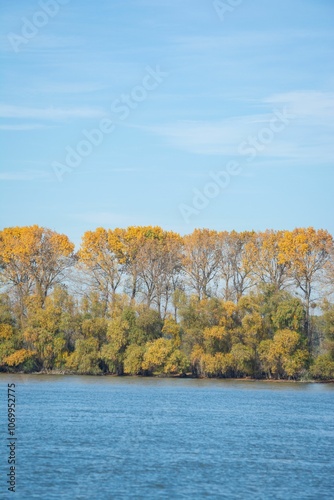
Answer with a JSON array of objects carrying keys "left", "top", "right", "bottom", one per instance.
[
  {"left": 170, "top": 31, "right": 334, "bottom": 52},
  {"left": 0, "top": 34, "right": 84, "bottom": 53},
  {"left": 263, "top": 91, "right": 334, "bottom": 124},
  {"left": 140, "top": 114, "right": 288, "bottom": 155},
  {"left": 0, "top": 170, "right": 52, "bottom": 181},
  {"left": 0, "top": 104, "right": 105, "bottom": 121},
  {"left": 140, "top": 91, "right": 334, "bottom": 162},
  {"left": 0, "top": 123, "right": 47, "bottom": 130},
  {"left": 32, "top": 82, "right": 110, "bottom": 94}
]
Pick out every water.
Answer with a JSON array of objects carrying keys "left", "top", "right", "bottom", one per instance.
[{"left": 0, "top": 375, "right": 333, "bottom": 499}]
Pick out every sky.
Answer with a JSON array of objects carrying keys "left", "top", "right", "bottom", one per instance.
[{"left": 0, "top": 0, "right": 333, "bottom": 247}]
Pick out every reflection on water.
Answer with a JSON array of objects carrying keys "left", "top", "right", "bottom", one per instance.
[
  {"left": 6, "top": 373, "right": 334, "bottom": 390},
  {"left": 0, "top": 375, "right": 333, "bottom": 499}
]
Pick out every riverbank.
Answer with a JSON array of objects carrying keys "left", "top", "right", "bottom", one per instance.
[{"left": 1, "top": 370, "right": 333, "bottom": 383}]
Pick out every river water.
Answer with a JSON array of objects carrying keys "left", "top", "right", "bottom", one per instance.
[{"left": 0, "top": 375, "right": 333, "bottom": 499}]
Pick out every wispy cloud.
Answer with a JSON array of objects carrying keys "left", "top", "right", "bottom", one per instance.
[
  {"left": 139, "top": 114, "right": 286, "bottom": 155},
  {"left": 0, "top": 104, "right": 105, "bottom": 121},
  {"left": 141, "top": 119, "right": 246, "bottom": 155},
  {"left": 30, "top": 82, "right": 110, "bottom": 94},
  {"left": 107, "top": 168, "right": 141, "bottom": 173},
  {"left": 0, "top": 34, "right": 84, "bottom": 53},
  {"left": 140, "top": 91, "right": 334, "bottom": 161},
  {"left": 0, "top": 123, "right": 47, "bottom": 131},
  {"left": 171, "top": 30, "right": 334, "bottom": 52},
  {"left": 0, "top": 170, "right": 52, "bottom": 181},
  {"left": 263, "top": 91, "right": 334, "bottom": 124}
]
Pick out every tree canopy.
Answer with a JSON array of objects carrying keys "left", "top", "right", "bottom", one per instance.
[{"left": 0, "top": 225, "right": 333, "bottom": 380}]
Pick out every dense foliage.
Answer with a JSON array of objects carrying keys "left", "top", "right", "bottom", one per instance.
[{"left": 1, "top": 225, "right": 334, "bottom": 380}]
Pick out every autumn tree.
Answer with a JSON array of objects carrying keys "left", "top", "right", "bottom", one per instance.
[
  {"left": 1, "top": 224, "right": 334, "bottom": 380},
  {"left": 129, "top": 304, "right": 163, "bottom": 345},
  {"left": 0, "top": 226, "right": 75, "bottom": 321},
  {"left": 0, "top": 293, "right": 31, "bottom": 371},
  {"left": 23, "top": 291, "right": 72, "bottom": 370},
  {"left": 279, "top": 228, "right": 333, "bottom": 347},
  {"left": 78, "top": 228, "right": 126, "bottom": 314},
  {"left": 107, "top": 226, "right": 157, "bottom": 302},
  {"left": 178, "top": 296, "right": 226, "bottom": 356},
  {"left": 101, "top": 317, "right": 131, "bottom": 375},
  {"left": 202, "top": 301, "right": 238, "bottom": 355},
  {"left": 246, "top": 230, "right": 291, "bottom": 291},
  {"left": 131, "top": 229, "right": 182, "bottom": 316},
  {"left": 311, "top": 300, "right": 334, "bottom": 380},
  {"left": 259, "top": 329, "right": 308, "bottom": 379},
  {"left": 321, "top": 245, "right": 334, "bottom": 298},
  {"left": 142, "top": 337, "right": 188, "bottom": 375},
  {"left": 124, "top": 344, "right": 146, "bottom": 375},
  {"left": 66, "top": 337, "right": 101, "bottom": 375},
  {"left": 25, "top": 287, "right": 79, "bottom": 370},
  {"left": 182, "top": 229, "right": 221, "bottom": 300},
  {"left": 219, "top": 231, "right": 255, "bottom": 301},
  {"left": 217, "top": 231, "right": 235, "bottom": 301},
  {"left": 237, "top": 295, "right": 267, "bottom": 377}
]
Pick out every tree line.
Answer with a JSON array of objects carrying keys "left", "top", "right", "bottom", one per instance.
[{"left": 0, "top": 225, "right": 333, "bottom": 380}]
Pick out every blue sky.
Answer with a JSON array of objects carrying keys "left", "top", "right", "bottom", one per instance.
[{"left": 1, "top": 0, "right": 333, "bottom": 247}]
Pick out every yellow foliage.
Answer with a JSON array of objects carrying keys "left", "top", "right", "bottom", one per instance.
[
  {"left": 278, "top": 227, "right": 333, "bottom": 275},
  {"left": 201, "top": 352, "right": 232, "bottom": 377},
  {"left": 0, "top": 225, "right": 73, "bottom": 264},
  {"left": 162, "top": 317, "right": 182, "bottom": 347},
  {"left": 284, "top": 350, "right": 309, "bottom": 378},
  {"left": 204, "top": 326, "right": 227, "bottom": 341},
  {"left": 259, "top": 329, "right": 308, "bottom": 378},
  {"left": 311, "top": 354, "right": 334, "bottom": 380},
  {"left": 3, "top": 349, "right": 35, "bottom": 367},
  {"left": 182, "top": 229, "right": 222, "bottom": 300},
  {"left": 142, "top": 338, "right": 174, "bottom": 372},
  {"left": 124, "top": 345, "right": 145, "bottom": 375},
  {"left": 221, "top": 301, "right": 238, "bottom": 320},
  {"left": 190, "top": 344, "right": 205, "bottom": 366},
  {"left": 245, "top": 230, "right": 289, "bottom": 289},
  {"left": 0, "top": 225, "right": 74, "bottom": 303},
  {"left": 0, "top": 324, "right": 14, "bottom": 340}
]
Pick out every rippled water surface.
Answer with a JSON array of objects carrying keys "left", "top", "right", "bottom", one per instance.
[{"left": 0, "top": 375, "right": 333, "bottom": 499}]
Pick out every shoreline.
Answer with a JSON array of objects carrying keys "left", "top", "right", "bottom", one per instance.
[{"left": 1, "top": 371, "right": 333, "bottom": 383}]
